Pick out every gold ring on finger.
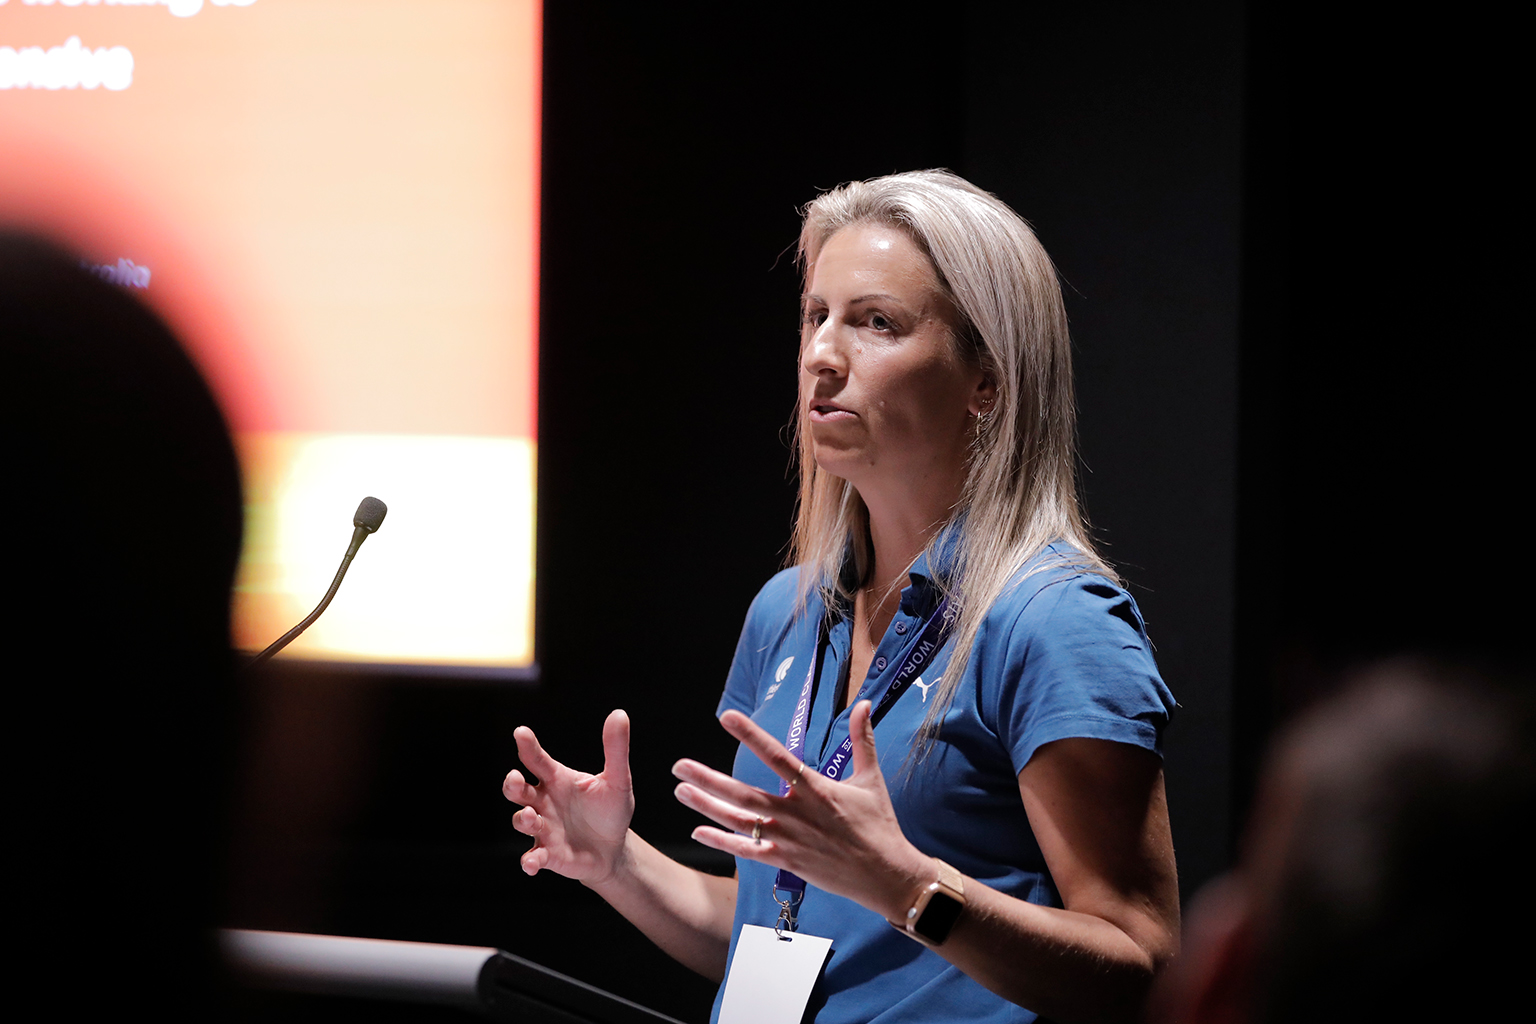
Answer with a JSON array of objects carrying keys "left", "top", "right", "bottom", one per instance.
[{"left": 751, "top": 816, "right": 764, "bottom": 844}]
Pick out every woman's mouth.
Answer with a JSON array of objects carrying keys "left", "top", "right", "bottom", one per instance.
[{"left": 809, "top": 402, "right": 856, "bottom": 423}]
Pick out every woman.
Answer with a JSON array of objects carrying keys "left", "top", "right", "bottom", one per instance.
[{"left": 503, "top": 170, "right": 1179, "bottom": 1023}]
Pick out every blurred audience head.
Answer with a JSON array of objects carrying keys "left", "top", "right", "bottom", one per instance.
[
  {"left": 1151, "top": 658, "right": 1533, "bottom": 1022},
  {"left": 4, "top": 229, "right": 243, "bottom": 1014}
]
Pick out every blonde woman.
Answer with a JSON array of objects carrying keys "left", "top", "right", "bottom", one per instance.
[{"left": 504, "top": 170, "right": 1179, "bottom": 1024}]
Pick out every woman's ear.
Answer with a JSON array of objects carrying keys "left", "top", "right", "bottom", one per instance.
[{"left": 969, "top": 375, "right": 998, "bottom": 417}]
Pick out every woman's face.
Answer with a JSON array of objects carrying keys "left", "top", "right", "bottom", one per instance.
[{"left": 800, "top": 223, "right": 991, "bottom": 502}]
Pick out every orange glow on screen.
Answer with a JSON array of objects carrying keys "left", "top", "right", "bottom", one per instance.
[{"left": 2, "top": 0, "right": 542, "bottom": 670}]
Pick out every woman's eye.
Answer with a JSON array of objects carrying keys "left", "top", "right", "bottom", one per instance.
[
  {"left": 869, "top": 313, "right": 893, "bottom": 331},
  {"left": 802, "top": 310, "right": 827, "bottom": 328}
]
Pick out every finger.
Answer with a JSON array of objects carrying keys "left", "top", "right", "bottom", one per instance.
[
  {"left": 514, "top": 725, "right": 564, "bottom": 780},
  {"left": 691, "top": 824, "right": 781, "bottom": 863},
  {"left": 511, "top": 806, "right": 544, "bottom": 837},
  {"left": 520, "top": 843, "right": 548, "bottom": 877},
  {"left": 849, "top": 699, "right": 884, "bottom": 781},
  {"left": 602, "top": 709, "right": 633, "bottom": 792},
  {"left": 673, "top": 780, "right": 768, "bottom": 835},
  {"left": 718, "top": 709, "right": 810, "bottom": 786},
  {"left": 672, "top": 757, "right": 777, "bottom": 813},
  {"left": 502, "top": 769, "right": 537, "bottom": 806}
]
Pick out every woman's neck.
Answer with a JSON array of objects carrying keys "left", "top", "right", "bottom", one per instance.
[
  {"left": 860, "top": 477, "right": 963, "bottom": 599},
  {"left": 843, "top": 485, "right": 960, "bottom": 709}
]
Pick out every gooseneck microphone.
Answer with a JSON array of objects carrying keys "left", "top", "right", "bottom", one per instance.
[{"left": 246, "top": 496, "right": 388, "bottom": 670}]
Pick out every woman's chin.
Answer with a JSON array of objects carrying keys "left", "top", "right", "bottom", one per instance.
[{"left": 811, "top": 448, "right": 865, "bottom": 485}]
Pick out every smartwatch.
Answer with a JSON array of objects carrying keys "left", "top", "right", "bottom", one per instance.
[{"left": 891, "top": 858, "right": 967, "bottom": 947}]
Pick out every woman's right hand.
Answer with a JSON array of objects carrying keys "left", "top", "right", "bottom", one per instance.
[{"left": 502, "top": 708, "right": 635, "bottom": 884}]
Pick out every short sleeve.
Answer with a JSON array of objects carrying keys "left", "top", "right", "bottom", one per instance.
[{"left": 988, "top": 572, "right": 1175, "bottom": 775}]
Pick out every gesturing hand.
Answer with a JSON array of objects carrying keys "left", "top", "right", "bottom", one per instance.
[
  {"left": 503, "top": 709, "right": 635, "bottom": 884},
  {"left": 672, "top": 701, "right": 931, "bottom": 921}
]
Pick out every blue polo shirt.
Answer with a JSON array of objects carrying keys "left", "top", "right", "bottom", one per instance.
[{"left": 710, "top": 541, "right": 1173, "bottom": 1023}]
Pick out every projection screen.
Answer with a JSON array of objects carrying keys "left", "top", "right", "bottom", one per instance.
[{"left": 2, "top": 0, "right": 542, "bottom": 675}]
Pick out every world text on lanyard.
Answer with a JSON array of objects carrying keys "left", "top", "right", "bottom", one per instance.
[{"left": 771, "top": 594, "right": 955, "bottom": 931}]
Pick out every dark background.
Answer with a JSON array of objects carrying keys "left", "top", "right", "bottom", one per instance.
[{"left": 226, "top": 4, "right": 1521, "bottom": 1021}]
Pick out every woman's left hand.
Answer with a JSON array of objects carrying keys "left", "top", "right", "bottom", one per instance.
[
  {"left": 678, "top": 703, "right": 1181, "bottom": 1021},
  {"left": 672, "top": 700, "right": 930, "bottom": 921}
]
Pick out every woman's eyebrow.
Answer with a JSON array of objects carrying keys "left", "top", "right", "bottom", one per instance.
[
  {"left": 804, "top": 293, "right": 902, "bottom": 306},
  {"left": 801, "top": 293, "right": 907, "bottom": 312}
]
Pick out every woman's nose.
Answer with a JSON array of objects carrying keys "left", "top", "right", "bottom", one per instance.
[{"left": 801, "top": 320, "right": 847, "bottom": 378}]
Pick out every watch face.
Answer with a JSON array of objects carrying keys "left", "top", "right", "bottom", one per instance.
[{"left": 914, "top": 890, "right": 965, "bottom": 945}]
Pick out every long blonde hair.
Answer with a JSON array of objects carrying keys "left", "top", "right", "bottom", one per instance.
[{"left": 790, "top": 170, "right": 1117, "bottom": 755}]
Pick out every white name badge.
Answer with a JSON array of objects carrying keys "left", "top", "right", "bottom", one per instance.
[{"left": 718, "top": 924, "right": 834, "bottom": 1024}]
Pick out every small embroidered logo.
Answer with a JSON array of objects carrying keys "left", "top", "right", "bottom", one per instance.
[
  {"left": 913, "top": 675, "right": 941, "bottom": 703},
  {"left": 774, "top": 656, "right": 795, "bottom": 682}
]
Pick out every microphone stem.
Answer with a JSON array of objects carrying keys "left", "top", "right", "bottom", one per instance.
[{"left": 246, "top": 526, "right": 368, "bottom": 670}]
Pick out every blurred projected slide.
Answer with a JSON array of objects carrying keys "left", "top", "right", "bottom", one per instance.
[{"left": 1, "top": 0, "right": 541, "bottom": 673}]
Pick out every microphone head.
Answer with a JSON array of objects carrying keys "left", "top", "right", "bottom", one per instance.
[{"left": 353, "top": 496, "right": 387, "bottom": 534}]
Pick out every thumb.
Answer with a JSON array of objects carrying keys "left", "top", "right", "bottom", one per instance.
[
  {"left": 602, "top": 709, "right": 633, "bottom": 791},
  {"left": 850, "top": 699, "right": 883, "bottom": 782}
]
